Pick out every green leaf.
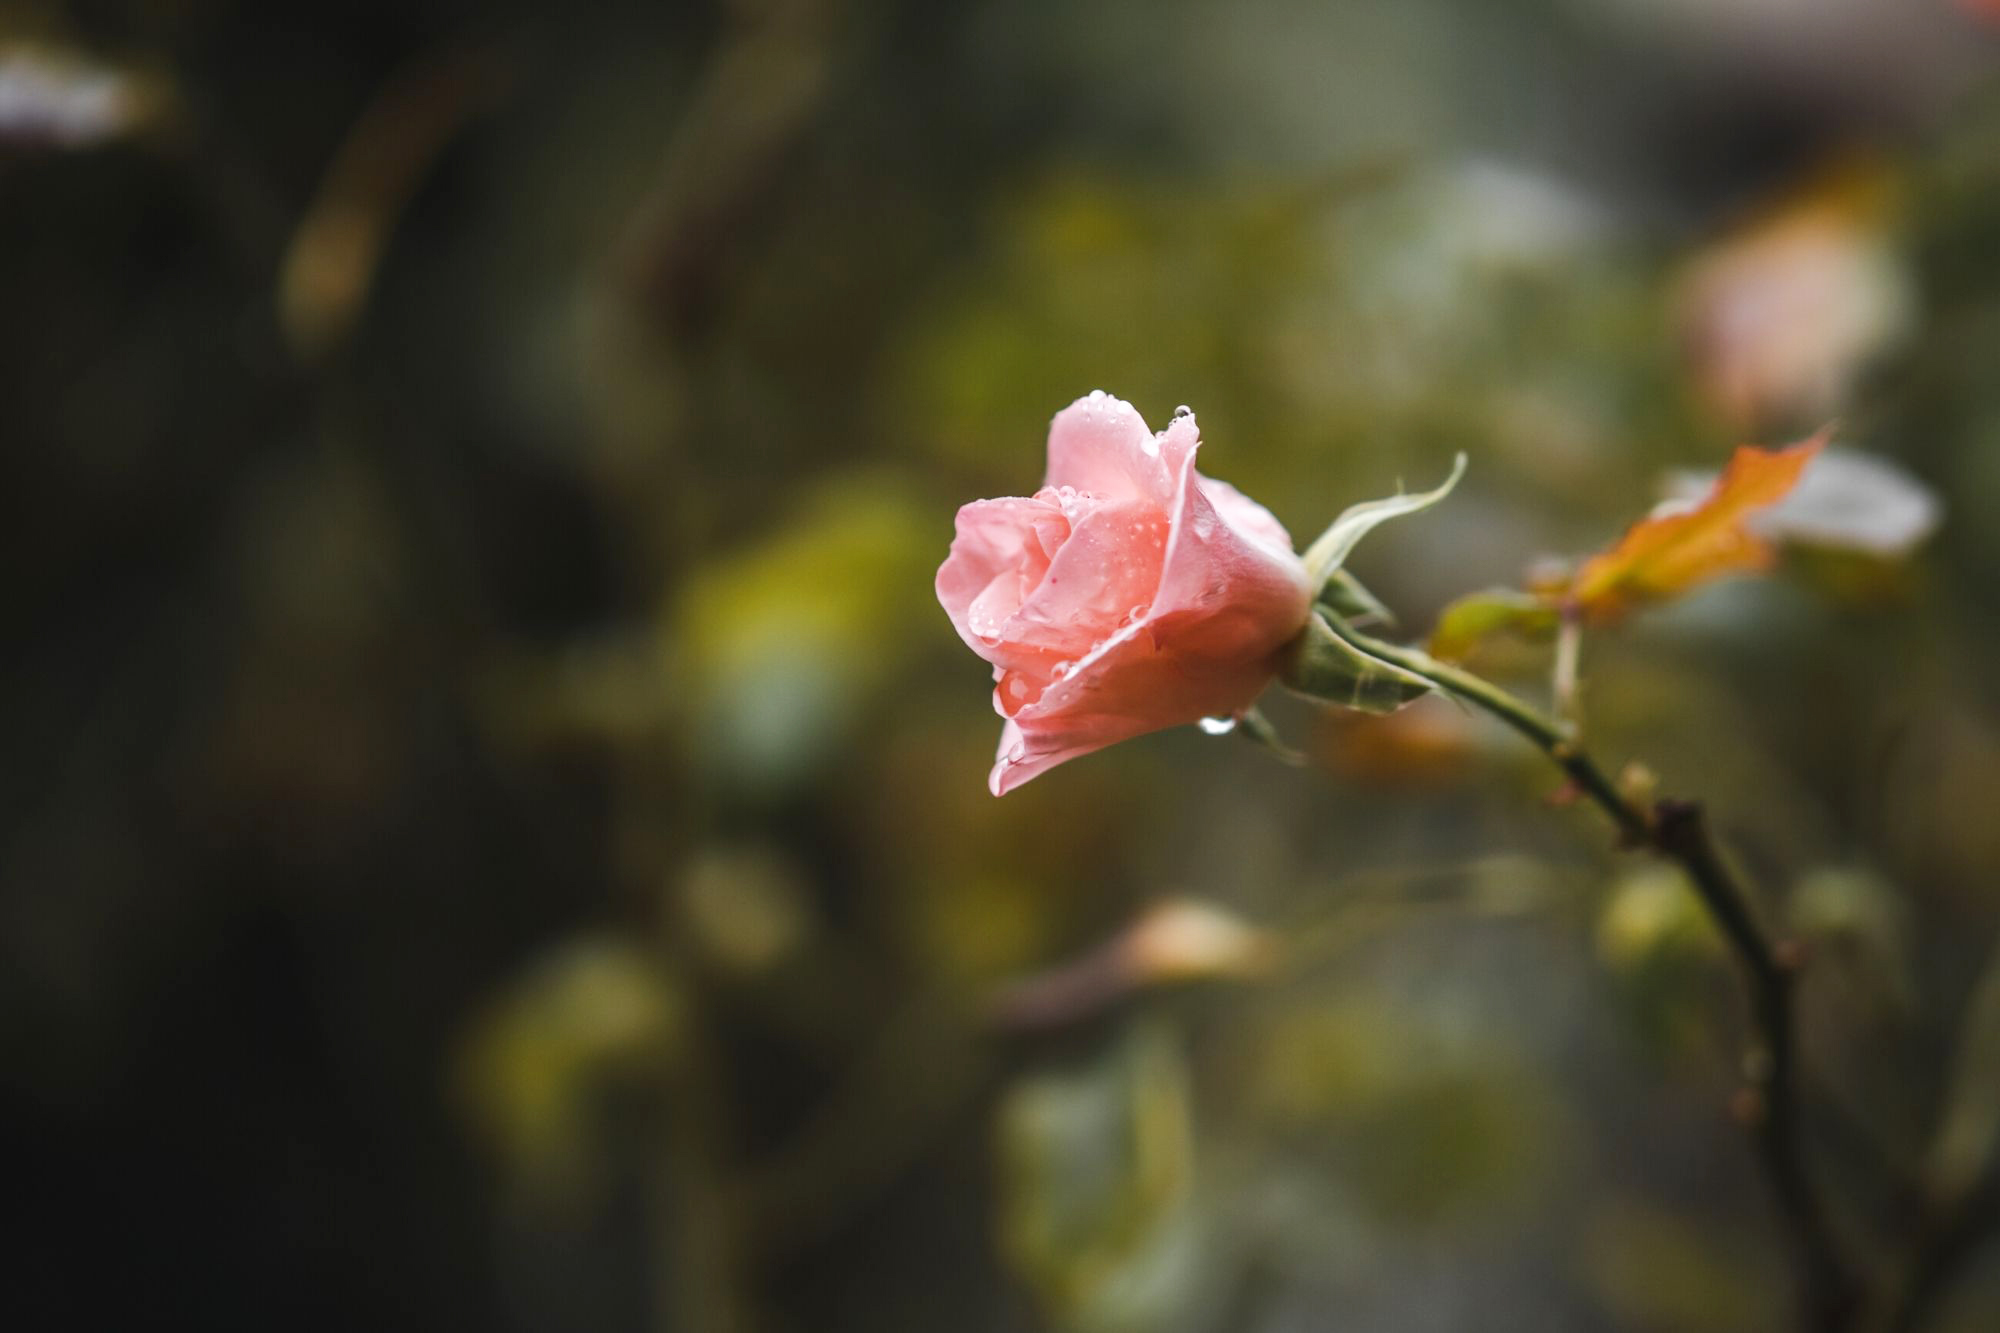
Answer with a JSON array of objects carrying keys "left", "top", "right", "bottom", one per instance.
[
  {"left": 1317, "top": 567, "right": 1397, "bottom": 628},
  {"left": 1277, "top": 613, "right": 1435, "bottom": 714},
  {"left": 1427, "top": 588, "right": 1559, "bottom": 661},
  {"left": 1229, "top": 704, "right": 1306, "bottom": 765},
  {"left": 1300, "top": 453, "right": 1467, "bottom": 591},
  {"left": 995, "top": 1022, "right": 1207, "bottom": 1330}
]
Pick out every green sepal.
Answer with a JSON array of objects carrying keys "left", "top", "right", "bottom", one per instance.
[
  {"left": 1231, "top": 705, "right": 1306, "bottom": 766},
  {"left": 1300, "top": 454, "right": 1467, "bottom": 592},
  {"left": 1317, "top": 568, "right": 1397, "bottom": 629},
  {"left": 1277, "top": 612, "right": 1435, "bottom": 714}
]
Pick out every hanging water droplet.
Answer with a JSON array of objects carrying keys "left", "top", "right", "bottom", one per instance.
[{"left": 1198, "top": 715, "right": 1237, "bottom": 736}]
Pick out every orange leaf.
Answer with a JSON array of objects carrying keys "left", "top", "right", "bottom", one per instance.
[{"left": 1570, "top": 431, "right": 1828, "bottom": 622}]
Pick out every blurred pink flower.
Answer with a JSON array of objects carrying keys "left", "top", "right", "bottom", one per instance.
[
  {"left": 1676, "top": 163, "right": 1910, "bottom": 431},
  {"left": 938, "top": 392, "right": 1312, "bottom": 795}
]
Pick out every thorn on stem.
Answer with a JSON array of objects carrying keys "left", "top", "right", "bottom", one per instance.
[{"left": 1617, "top": 761, "right": 1658, "bottom": 806}]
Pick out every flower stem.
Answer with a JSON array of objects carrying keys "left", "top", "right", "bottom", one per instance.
[
  {"left": 1323, "top": 618, "right": 1861, "bottom": 1331},
  {"left": 1320, "top": 618, "right": 1645, "bottom": 843}
]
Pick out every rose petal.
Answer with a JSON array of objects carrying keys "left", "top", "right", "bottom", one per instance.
[
  {"left": 1197, "top": 474, "right": 1294, "bottom": 564},
  {"left": 994, "top": 422, "right": 1312, "bottom": 793},
  {"left": 989, "top": 717, "right": 1097, "bottom": 796},
  {"left": 992, "top": 620, "right": 1285, "bottom": 795},
  {"left": 936, "top": 495, "right": 1067, "bottom": 656},
  {"left": 1154, "top": 430, "right": 1312, "bottom": 650},
  {"left": 950, "top": 397, "right": 1313, "bottom": 794},
  {"left": 1044, "top": 391, "right": 1172, "bottom": 503},
  {"left": 1002, "top": 496, "right": 1168, "bottom": 664}
]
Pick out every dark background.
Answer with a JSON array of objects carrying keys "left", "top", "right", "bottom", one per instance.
[{"left": 4, "top": 1, "right": 1999, "bottom": 1329}]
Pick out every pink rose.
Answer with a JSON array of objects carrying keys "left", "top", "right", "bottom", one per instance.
[{"left": 937, "top": 391, "right": 1313, "bottom": 794}]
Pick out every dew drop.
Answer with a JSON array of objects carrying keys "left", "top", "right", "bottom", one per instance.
[
  {"left": 1050, "top": 660, "right": 1075, "bottom": 680},
  {"left": 1173, "top": 404, "right": 1192, "bottom": 420},
  {"left": 1199, "top": 715, "right": 1237, "bottom": 736}
]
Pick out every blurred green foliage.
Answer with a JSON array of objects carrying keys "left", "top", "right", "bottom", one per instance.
[{"left": 5, "top": 2, "right": 2000, "bottom": 1332}]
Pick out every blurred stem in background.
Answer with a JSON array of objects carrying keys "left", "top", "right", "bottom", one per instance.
[
  {"left": 1317, "top": 617, "right": 2000, "bottom": 1333},
  {"left": 1880, "top": 936, "right": 2000, "bottom": 1333}
]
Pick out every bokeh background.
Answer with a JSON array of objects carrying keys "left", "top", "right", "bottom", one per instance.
[{"left": 5, "top": 1, "right": 2000, "bottom": 1329}]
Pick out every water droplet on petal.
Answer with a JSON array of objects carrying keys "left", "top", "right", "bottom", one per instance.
[
  {"left": 1199, "top": 715, "right": 1237, "bottom": 736},
  {"left": 1173, "top": 404, "right": 1192, "bottom": 420},
  {"left": 1050, "top": 660, "right": 1074, "bottom": 680}
]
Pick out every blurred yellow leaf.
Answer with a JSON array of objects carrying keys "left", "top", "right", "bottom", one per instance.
[
  {"left": 677, "top": 476, "right": 936, "bottom": 785},
  {"left": 680, "top": 844, "right": 812, "bottom": 975},
  {"left": 1569, "top": 431, "right": 1827, "bottom": 623},
  {"left": 1663, "top": 446, "right": 1940, "bottom": 559},
  {"left": 456, "top": 939, "right": 681, "bottom": 1201},
  {"left": 1596, "top": 865, "right": 1721, "bottom": 973},
  {"left": 1597, "top": 865, "right": 1726, "bottom": 1055},
  {"left": 1788, "top": 866, "right": 1914, "bottom": 1013},
  {"left": 1426, "top": 587, "right": 1559, "bottom": 662}
]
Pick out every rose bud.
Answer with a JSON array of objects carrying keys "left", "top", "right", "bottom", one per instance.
[{"left": 937, "top": 392, "right": 1313, "bottom": 794}]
